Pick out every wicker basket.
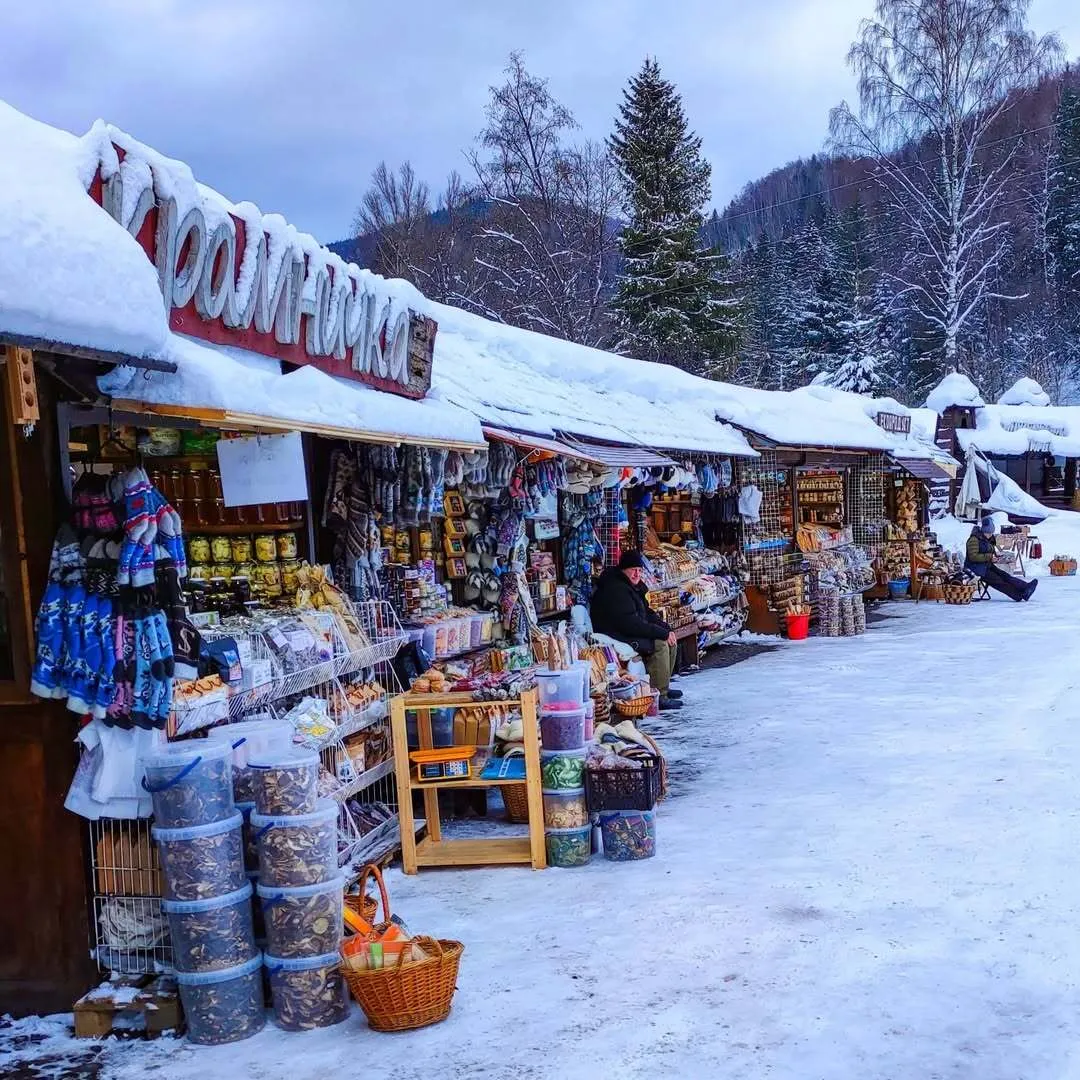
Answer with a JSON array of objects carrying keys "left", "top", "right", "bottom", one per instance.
[
  {"left": 943, "top": 582, "right": 976, "bottom": 605},
  {"left": 343, "top": 865, "right": 388, "bottom": 928},
  {"left": 502, "top": 783, "right": 530, "bottom": 824},
  {"left": 1049, "top": 558, "right": 1077, "bottom": 576},
  {"left": 342, "top": 936, "right": 464, "bottom": 1032},
  {"left": 614, "top": 695, "right": 653, "bottom": 719}
]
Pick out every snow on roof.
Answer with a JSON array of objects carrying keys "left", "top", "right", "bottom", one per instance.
[
  {"left": 99, "top": 334, "right": 485, "bottom": 447},
  {"left": 998, "top": 377, "right": 1051, "bottom": 407},
  {"left": 429, "top": 302, "right": 757, "bottom": 457},
  {"left": 955, "top": 402, "right": 1080, "bottom": 458},
  {"left": 924, "top": 372, "right": 985, "bottom": 413},
  {"left": 0, "top": 102, "right": 169, "bottom": 358}
]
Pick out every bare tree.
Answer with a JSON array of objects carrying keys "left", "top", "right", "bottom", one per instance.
[
  {"left": 465, "top": 53, "right": 620, "bottom": 347},
  {"left": 354, "top": 162, "right": 432, "bottom": 281},
  {"left": 830, "top": 0, "right": 1061, "bottom": 375}
]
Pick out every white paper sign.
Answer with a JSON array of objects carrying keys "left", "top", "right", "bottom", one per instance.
[{"left": 216, "top": 432, "right": 309, "bottom": 507}]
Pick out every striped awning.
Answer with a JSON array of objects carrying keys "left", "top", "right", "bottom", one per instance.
[
  {"left": 481, "top": 426, "right": 607, "bottom": 464},
  {"left": 555, "top": 435, "right": 677, "bottom": 469}
]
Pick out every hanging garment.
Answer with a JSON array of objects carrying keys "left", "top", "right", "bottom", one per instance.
[{"left": 738, "top": 484, "right": 763, "bottom": 523}]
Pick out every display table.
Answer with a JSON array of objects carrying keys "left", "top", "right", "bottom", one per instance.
[{"left": 389, "top": 689, "right": 547, "bottom": 874}]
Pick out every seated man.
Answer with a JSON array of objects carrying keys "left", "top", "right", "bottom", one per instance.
[
  {"left": 965, "top": 515, "right": 1037, "bottom": 602},
  {"left": 590, "top": 551, "right": 683, "bottom": 711}
]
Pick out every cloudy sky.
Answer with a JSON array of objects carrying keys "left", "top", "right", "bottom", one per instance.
[{"left": 2, "top": 0, "right": 1078, "bottom": 243}]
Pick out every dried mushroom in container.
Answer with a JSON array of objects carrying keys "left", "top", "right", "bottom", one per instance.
[
  {"left": 142, "top": 741, "right": 234, "bottom": 829},
  {"left": 175, "top": 953, "right": 266, "bottom": 1045},
  {"left": 237, "top": 803, "right": 258, "bottom": 872},
  {"left": 256, "top": 877, "right": 343, "bottom": 959},
  {"left": 251, "top": 800, "right": 339, "bottom": 888},
  {"left": 250, "top": 750, "right": 320, "bottom": 816},
  {"left": 162, "top": 883, "right": 257, "bottom": 973},
  {"left": 265, "top": 952, "right": 349, "bottom": 1030},
  {"left": 152, "top": 814, "right": 246, "bottom": 901}
]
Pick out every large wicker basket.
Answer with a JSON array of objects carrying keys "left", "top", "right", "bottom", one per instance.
[
  {"left": 943, "top": 581, "right": 976, "bottom": 605},
  {"left": 502, "top": 783, "right": 530, "bottom": 824},
  {"left": 342, "top": 936, "right": 464, "bottom": 1032}
]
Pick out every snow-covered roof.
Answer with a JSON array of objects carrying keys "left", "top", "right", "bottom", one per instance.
[
  {"left": 955, "top": 403, "right": 1080, "bottom": 458},
  {"left": 100, "top": 333, "right": 485, "bottom": 447},
  {"left": 998, "top": 377, "right": 1051, "bottom": 407},
  {"left": 924, "top": 372, "right": 985, "bottom": 412}
]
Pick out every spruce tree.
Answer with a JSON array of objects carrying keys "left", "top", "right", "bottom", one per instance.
[
  {"left": 829, "top": 277, "right": 891, "bottom": 395},
  {"left": 1049, "top": 84, "right": 1080, "bottom": 311},
  {"left": 609, "top": 58, "right": 738, "bottom": 372}
]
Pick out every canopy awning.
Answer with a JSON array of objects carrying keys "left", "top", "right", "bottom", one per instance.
[
  {"left": 555, "top": 435, "right": 677, "bottom": 469},
  {"left": 100, "top": 333, "right": 486, "bottom": 451},
  {"left": 892, "top": 455, "right": 957, "bottom": 482},
  {"left": 481, "top": 425, "right": 607, "bottom": 464}
]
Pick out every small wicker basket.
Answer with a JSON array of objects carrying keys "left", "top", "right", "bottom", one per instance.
[
  {"left": 502, "top": 783, "right": 530, "bottom": 824},
  {"left": 1049, "top": 557, "right": 1077, "bottom": 577},
  {"left": 614, "top": 694, "right": 653, "bottom": 719}
]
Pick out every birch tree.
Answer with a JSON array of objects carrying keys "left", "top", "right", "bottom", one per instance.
[{"left": 830, "top": 0, "right": 1060, "bottom": 376}]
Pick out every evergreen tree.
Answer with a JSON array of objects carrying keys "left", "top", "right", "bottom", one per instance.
[
  {"left": 1049, "top": 84, "right": 1080, "bottom": 313},
  {"left": 609, "top": 58, "right": 738, "bottom": 372},
  {"left": 829, "top": 276, "right": 891, "bottom": 394}
]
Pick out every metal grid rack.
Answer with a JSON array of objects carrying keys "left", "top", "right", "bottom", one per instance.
[
  {"left": 600, "top": 487, "right": 624, "bottom": 568},
  {"left": 737, "top": 453, "right": 797, "bottom": 587},
  {"left": 848, "top": 452, "right": 888, "bottom": 546}
]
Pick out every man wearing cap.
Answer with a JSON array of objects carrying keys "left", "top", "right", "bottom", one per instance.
[
  {"left": 589, "top": 551, "right": 683, "bottom": 711},
  {"left": 965, "top": 515, "right": 1037, "bottom": 602}
]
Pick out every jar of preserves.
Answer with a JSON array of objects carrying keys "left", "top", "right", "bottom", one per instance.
[
  {"left": 210, "top": 536, "right": 233, "bottom": 564},
  {"left": 210, "top": 564, "right": 234, "bottom": 581},
  {"left": 280, "top": 559, "right": 301, "bottom": 594},
  {"left": 275, "top": 532, "right": 298, "bottom": 560},
  {"left": 254, "top": 535, "right": 278, "bottom": 563},
  {"left": 230, "top": 535, "right": 253, "bottom": 563},
  {"left": 257, "top": 562, "right": 283, "bottom": 597},
  {"left": 234, "top": 561, "right": 258, "bottom": 582},
  {"left": 188, "top": 537, "right": 212, "bottom": 565}
]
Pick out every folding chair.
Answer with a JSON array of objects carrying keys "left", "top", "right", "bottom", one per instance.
[{"left": 972, "top": 577, "right": 992, "bottom": 602}]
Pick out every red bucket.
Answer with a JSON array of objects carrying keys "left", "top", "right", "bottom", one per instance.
[{"left": 785, "top": 613, "right": 810, "bottom": 640}]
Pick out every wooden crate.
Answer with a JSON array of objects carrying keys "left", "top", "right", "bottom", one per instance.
[{"left": 73, "top": 976, "right": 182, "bottom": 1039}]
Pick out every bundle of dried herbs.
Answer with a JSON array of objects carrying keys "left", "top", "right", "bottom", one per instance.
[
  {"left": 152, "top": 814, "right": 246, "bottom": 902},
  {"left": 252, "top": 802, "right": 338, "bottom": 888},
  {"left": 176, "top": 955, "right": 266, "bottom": 1045},
  {"left": 143, "top": 741, "right": 235, "bottom": 829},
  {"left": 257, "top": 879, "right": 343, "bottom": 959},
  {"left": 267, "top": 954, "right": 349, "bottom": 1030},
  {"left": 251, "top": 751, "right": 320, "bottom": 816},
  {"left": 163, "top": 884, "right": 257, "bottom": 973}
]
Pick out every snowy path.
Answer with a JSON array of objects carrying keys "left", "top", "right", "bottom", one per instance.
[{"left": 8, "top": 575, "right": 1080, "bottom": 1079}]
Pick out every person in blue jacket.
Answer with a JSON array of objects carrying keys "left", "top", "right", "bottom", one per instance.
[{"left": 965, "top": 515, "right": 1037, "bottom": 601}]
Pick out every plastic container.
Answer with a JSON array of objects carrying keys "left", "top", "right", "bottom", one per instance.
[
  {"left": 573, "top": 659, "right": 593, "bottom": 703},
  {"left": 545, "top": 825, "right": 592, "bottom": 868},
  {"left": 162, "top": 883, "right": 256, "bottom": 973},
  {"left": 535, "top": 668, "right": 586, "bottom": 711},
  {"left": 237, "top": 802, "right": 258, "bottom": 872},
  {"left": 583, "top": 700, "right": 595, "bottom": 742},
  {"left": 600, "top": 809, "right": 657, "bottom": 861},
  {"left": 206, "top": 718, "right": 294, "bottom": 803},
  {"left": 265, "top": 951, "right": 350, "bottom": 1031},
  {"left": 175, "top": 953, "right": 265, "bottom": 1045},
  {"left": 152, "top": 813, "right": 246, "bottom": 901},
  {"left": 252, "top": 800, "right": 338, "bottom": 888},
  {"left": 405, "top": 708, "right": 454, "bottom": 750},
  {"left": 250, "top": 749, "right": 320, "bottom": 816},
  {"left": 785, "top": 612, "right": 811, "bottom": 640},
  {"left": 256, "top": 877, "right": 344, "bottom": 959},
  {"left": 888, "top": 579, "right": 910, "bottom": 600},
  {"left": 142, "top": 741, "right": 234, "bottom": 829},
  {"left": 540, "top": 707, "right": 586, "bottom": 751},
  {"left": 542, "top": 787, "right": 588, "bottom": 829},
  {"left": 540, "top": 748, "right": 587, "bottom": 790}
]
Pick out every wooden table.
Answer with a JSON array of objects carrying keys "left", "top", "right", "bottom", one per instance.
[{"left": 390, "top": 689, "right": 547, "bottom": 874}]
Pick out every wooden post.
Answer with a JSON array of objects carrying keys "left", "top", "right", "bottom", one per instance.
[
  {"left": 2, "top": 346, "right": 39, "bottom": 427},
  {"left": 389, "top": 696, "right": 418, "bottom": 875},
  {"left": 521, "top": 690, "right": 547, "bottom": 870}
]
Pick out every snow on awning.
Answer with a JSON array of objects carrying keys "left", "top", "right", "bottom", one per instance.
[
  {"left": 481, "top": 426, "right": 607, "bottom": 464},
  {"left": 99, "top": 333, "right": 486, "bottom": 449},
  {"left": 555, "top": 436, "right": 677, "bottom": 469},
  {"left": 891, "top": 455, "right": 956, "bottom": 483}
]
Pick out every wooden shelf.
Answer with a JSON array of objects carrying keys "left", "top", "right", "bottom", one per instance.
[
  {"left": 187, "top": 521, "right": 303, "bottom": 534},
  {"left": 413, "top": 835, "right": 533, "bottom": 868},
  {"left": 408, "top": 775, "right": 530, "bottom": 791}
]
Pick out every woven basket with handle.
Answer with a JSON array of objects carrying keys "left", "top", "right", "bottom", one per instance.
[
  {"left": 614, "top": 694, "right": 653, "bottom": 719},
  {"left": 502, "top": 783, "right": 530, "bottom": 823},
  {"left": 342, "top": 936, "right": 464, "bottom": 1032},
  {"left": 343, "top": 864, "right": 387, "bottom": 928}
]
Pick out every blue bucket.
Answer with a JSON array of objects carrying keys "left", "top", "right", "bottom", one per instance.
[{"left": 888, "top": 578, "right": 910, "bottom": 599}]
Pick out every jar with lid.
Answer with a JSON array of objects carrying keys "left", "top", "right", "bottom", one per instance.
[
  {"left": 230, "top": 536, "right": 254, "bottom": 564},
  {"left": 257, "top": 562, "right": 283, "bottom": 598},
  {"left": 188, "top": 537, "right": 212, "bottom": 565},
  {"left": 210, "top": 536, "right": 233, "bottom": 564},
  {"left": 275, "top": 532, "right": 298, "bottom": 561},
  {"left": 254, "top": 535, "right": 278, "bottom": 563},
  {"left": 280, "top": 559, "right": 301, "bottom": 594}
]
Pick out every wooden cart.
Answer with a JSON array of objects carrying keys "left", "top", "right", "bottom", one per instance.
[{"left": 390, "top": 689, "right": 547, "bottom": 873}]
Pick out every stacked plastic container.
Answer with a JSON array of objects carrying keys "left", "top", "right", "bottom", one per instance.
[
  {"left": 536, "top": 667, "right": 591, "bottom": 868},
  {"left": 250, "top": 750, "right": 350, "bottom": 1030},
  {"left": 144, "top": 742, "right": 263, "bottom": 1045}
]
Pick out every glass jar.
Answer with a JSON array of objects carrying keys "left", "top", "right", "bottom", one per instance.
[
  {"left": 230, "top": 536, "right": 253, "bottom": 564},
  {"left": 210, "top": 536, "right": 233, "bottom": 564},
  {"left": 280, "top": 559, "right": 301, "bottom": 594},
  {"left": 188, "top": 537, "right": 212, "bottom": 565},
  {"left": 275, "top": 532, "right": 298, "bottom": 561},
  {"left": 257, "top": 562, "right": 283, "bottom": 598},
  {"left": 210, "top": 564, "right": 234, "bottom": 582},
  {"left": 254, "top": 535, "right": 278, "bottom": 563}
]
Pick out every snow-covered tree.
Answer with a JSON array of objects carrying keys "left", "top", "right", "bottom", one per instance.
[
  {"left": 830, "top": 0, "right": 1061, "bottom": 376},
  {"left": 1049, "top": 84, "right": 1080, "bottom": 309},
  {"left": 829, "top": 276, "right": 891, "bottom": 393},
  {"left": 609, "top": 58, "right": 739, "bottom": 372}
]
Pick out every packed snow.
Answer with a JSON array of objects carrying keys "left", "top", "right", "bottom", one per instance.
[
  {"left": 8, "top": 513, "right": 1080, "bottom": 1079},
  {"left": 998, "top": 377, "right": 1052, "bottom": 408},
  {"left": 924, "top": 371, "right": 986, "bottom": 413},
  {"left": 954, "top": 403, "right": 1080, "bottom": 459}
]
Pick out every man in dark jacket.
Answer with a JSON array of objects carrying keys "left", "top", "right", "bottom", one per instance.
[
  {"left": 965, "top": 515, "right": 1036, "bottom": 601},
  {"left": 590, "top": 551, "right": 683, "bottom": 711}
]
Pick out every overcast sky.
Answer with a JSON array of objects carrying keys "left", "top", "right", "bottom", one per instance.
[{"left": 2, "top": 0, "right": 1078, "bottom": 243}]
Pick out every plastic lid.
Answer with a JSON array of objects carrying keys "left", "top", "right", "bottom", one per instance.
[
  {"left": 540, "top": 748, "right": 587, "bottom": 760},
  {"left": 206, "top": 718, "right": 292, "bottom": 742},
  {"left": 249, "top": 799, "right": 337, "bottom": 830},
  {"left": 174, "top": 952, "right": 263, "bottom": 986},
  {"left": 545, "top": 824, "right": 592, "bottom": 835},
  {"left": 599, "top": 809, "right": 655, "bottom": 821},
  {"left": 248, "top": 748, "right": 320, "bottom": 770},
  {"left": 264, "top": 951, "right": 341, "bottom": 973},
  {"left": 161, "top": 882, "right": 253, "bottom": 914},
  {"left": 541, "top": 787, "right": 585, "bottom": 798},
  {"left": 236, "top": 801, "right": 255, "bottom": 815},
  {"left": 152, "top": 812, "right": 243, "bottom": 842},
  {"left": 540, "top": 706, "right": 587, "bottom": 718},
  {"left": 256, "top": 876, "right": 344, "bottom": 901},
  {"left": 535, "top": 668, "right": 584, "bottom": 681},
  {"left": 142, "top": 739, "right": 233, "bottom": 770}
]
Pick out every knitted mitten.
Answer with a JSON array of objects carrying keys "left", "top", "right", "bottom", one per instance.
[
  {"left": 67, "top": 593, "right": 103, "bottom": 716},
  {"left": 106, "top": 615, "right": 135, "bottom": 726},
  {"left": 92, "top": 598, "right": 116, "bottom": 719},
  {"left": 148, "top": 611, "right": 175, "bottom": 727},
  {"left": 129, "top": 614, "right": 157, "bottom": 729},
  {"left": 30, "top": 582, "right": 66, "bottom": 700},
  {"left": 150, "top": 487, "right": 186, "bottom": 579},
  {"left": 116, "top": 469, "right": 157, "bottom": 587}
]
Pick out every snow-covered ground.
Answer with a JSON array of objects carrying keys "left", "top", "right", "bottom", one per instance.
[{"left": 8, "top": 514, "right": 1080, "bottom": 1080}]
